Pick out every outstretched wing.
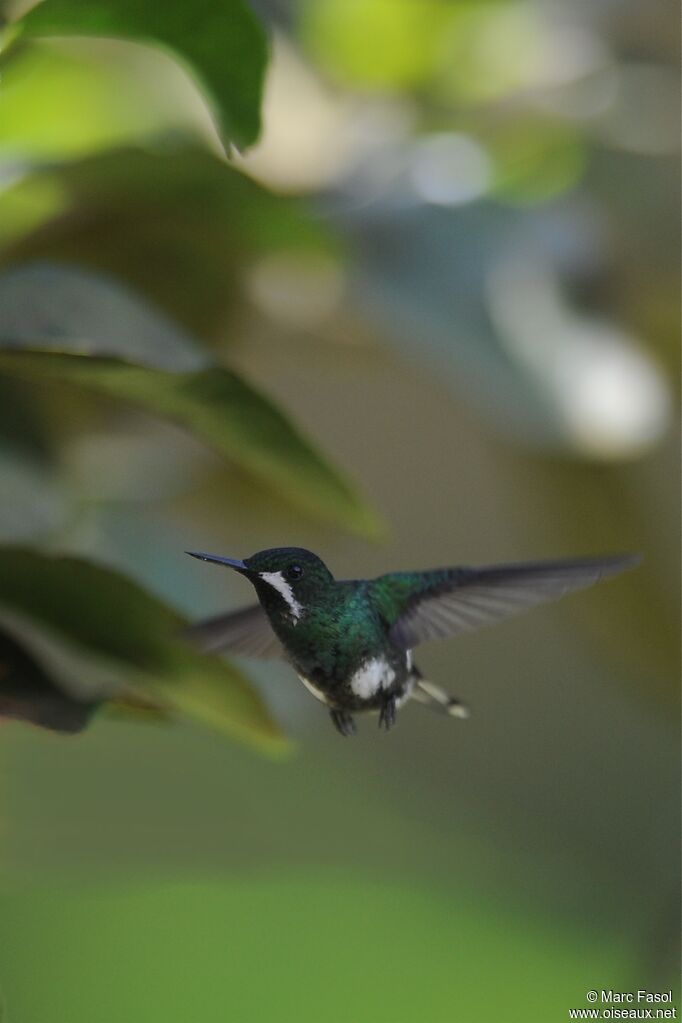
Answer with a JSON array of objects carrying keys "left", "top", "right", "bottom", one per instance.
[
  {"left": 373, "top": 555, "right": 638, "bottom": 650},
  {"left": 183, "top": 604, "right": 283, "bottom": 658}
]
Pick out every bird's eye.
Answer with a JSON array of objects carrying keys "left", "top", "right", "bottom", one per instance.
[{"left": 287, "top": 564, "right": 303, "bottom": 581}]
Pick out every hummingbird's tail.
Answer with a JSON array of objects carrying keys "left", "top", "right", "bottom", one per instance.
[{"left": 409, "top": 669, "right": 470, "bottom": 719}]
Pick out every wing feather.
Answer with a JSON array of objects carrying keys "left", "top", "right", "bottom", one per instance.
[
  {"left": 183, "top": 604, "right": 283, "bottom": 658},
  {"left": 386, "top": 555, "right": 639, "bottom": 649}
]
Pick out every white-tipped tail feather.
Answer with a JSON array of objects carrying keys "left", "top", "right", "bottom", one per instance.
[{"left": 412, "top": 678, "right": 470, "bottom": 719}]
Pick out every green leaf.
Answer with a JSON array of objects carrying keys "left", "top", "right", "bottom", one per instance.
[
  {"left": 0, "top": 349, "right": 381, "bottom": 537},
  {"left": 14, "top": 0, "right": 269, "bottom": 148},
  {"left": 0, "top": 36, "right": 194, "bottom": 162},
  {"left": 0, "top": 262, "right": 204, "bottom": 370},
  {"left": 0, "top": 623, "right": 99, "bottom": 733},
  {"left": 0, "top": 546, "right": 289, "bottom": 752}
]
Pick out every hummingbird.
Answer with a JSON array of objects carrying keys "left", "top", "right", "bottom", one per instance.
[{"left": 185, "top": 548, "right": 638, "bottom": 736}]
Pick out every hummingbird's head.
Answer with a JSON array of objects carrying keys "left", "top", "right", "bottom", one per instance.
[{"left": 186, "top": 547, "right": 334, "bottom": 623}]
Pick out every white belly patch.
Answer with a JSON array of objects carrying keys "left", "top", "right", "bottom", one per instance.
[{"left": 349, "top": 657, "right": 396, "bottom": 700}]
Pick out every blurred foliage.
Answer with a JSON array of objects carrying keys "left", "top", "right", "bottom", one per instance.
[
  {"left": 0, "top": 40, "right": 176, "bottom": 158},
  {"left": 0, "top": 546, "right": 287, "bottom": 750},
  {"left": 0, "top": 2, "right": 378, "bottom": 743},
  {"left": 0, "top": 348, "right": 379, "bottom": 534},
  {"left": 0, "top": 146, "right": 337, "bottom": 335},
  {"left": 11, "top": 0, "right": 268, "bottom": 148},
  {"left": 0, "top": 0, "right": 678, "bottom": 1021},
  {"left": 300, "top": 0, "right": 450, "bottom": 90},
  {"left": 0, "top": 626, "right": 100, "bottom": 732}
]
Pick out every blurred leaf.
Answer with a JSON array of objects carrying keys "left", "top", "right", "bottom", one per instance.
[
  {"left": 0, "top": 603, "right": 172, "bottom": 728},
  {"left": 0, "top": 379, "right": 51, "bottom": 460},
  {"left": 0, "top": 349, "right": 381, "bottom": 537},
  {"left": 0, "top": 40, "right": 181, "bottom": 160},
  {"left": 0, "top": 262, "right": 205, "bottom": 370},
  {"left": 102, "top": 691, "right": 169, "bottom": 722},
  {"left": 0, "top": 625, "right": 99, "bottom": 733},
  {"left": 0, "top": 447, "right": 65, "bottom": 540},
  {"left": 435, "top": 2, "right": 551, "bottom": 104},
  {"left": 300, "top": 0, "right": 448, "bottom": 91},
  {"left": 0, "top": 147, "right": 336, "bottom": 336},
  {"left": 0, "top": 546, "right": 288, "bottom": 751},
  {"left": 0, "top": 173, "right": 68, "bottom": 251},
  {"left": 13, "top": 0, "right": 268, "bottom": 148}
]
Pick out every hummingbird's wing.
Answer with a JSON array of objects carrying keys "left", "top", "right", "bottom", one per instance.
[
  {"left": 183, "top": 604, "right": 284, "bottom": 658},
  {"left": 375, "top": 555, "right": 638, "bottom": 650}
]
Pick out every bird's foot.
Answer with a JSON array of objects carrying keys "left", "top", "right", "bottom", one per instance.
[
  {"left": 330, "top": 708, "right": 356, "bottom": 737},
  {"left": 378, "top": 696, "right": 397, "bottom": 732}
]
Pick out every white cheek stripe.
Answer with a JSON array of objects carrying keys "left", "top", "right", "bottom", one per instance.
[{"left": 260, "top": 571, "right": 303, "bottom": 621}]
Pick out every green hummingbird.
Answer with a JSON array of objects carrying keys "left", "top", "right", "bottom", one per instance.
[{"left": 185, "top": 548, "right": 637, "bottom": 736}]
